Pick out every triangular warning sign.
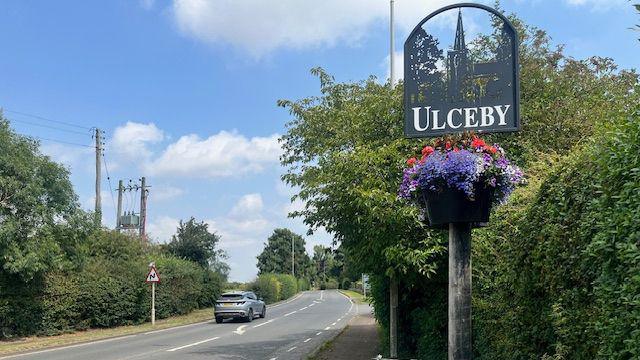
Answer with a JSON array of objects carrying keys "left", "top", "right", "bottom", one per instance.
[{"left": 146, "top": 266, "right": 160, "bottom": 283}]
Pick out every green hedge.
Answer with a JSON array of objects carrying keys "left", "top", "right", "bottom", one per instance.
[
  {"left": 473, "top": 111, "right": 640, "bottom": 359},
  {"left": 248, "top": 273, "right": 308, "bottom": 304},
  {"left": 0, "top": 231, "right": 223, "bottom": 338}
]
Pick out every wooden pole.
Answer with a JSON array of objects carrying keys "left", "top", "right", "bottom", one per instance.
[
  {"left": 94, "top": 128, "right": 102, "bottom": 226},
  {"left": 390, "top": 275, "right": 399, "bottom": 358},
  {"left": 449, "top": 222, "right": 472, "bottom": 360}
]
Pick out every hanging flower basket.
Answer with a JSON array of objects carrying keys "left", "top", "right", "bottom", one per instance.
[{"left": 399, "top": 135, "right": 524, "bottom": 228}]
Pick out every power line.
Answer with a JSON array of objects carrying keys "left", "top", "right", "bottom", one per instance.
[
  {"left": 3, "top": 109, "right": 93, "bottom": 130},
  {"left": 9, "top": 117, "right": 92, "bottom": 136},
  {"left": 31, "top": 136, "right": 95, "bottom": 148},
  {"left": 102, "top": 152, "right": 117, "bottom": 211}
]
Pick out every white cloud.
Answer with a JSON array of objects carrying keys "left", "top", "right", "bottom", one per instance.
[
  {"left": 171, "top": 0, "right": 466, "bottom": 57},
  {"left": 231, "top": 193, "right": 264, "bottom": 216},
  {"left": 146, "top": 215, "right": 180, "bottom": 243},
  {"left": 146, "top": 131, "right": 281, "bottom": 178},
  {"left": 112, "top": 122, "right": 164, "bottom": 160}
]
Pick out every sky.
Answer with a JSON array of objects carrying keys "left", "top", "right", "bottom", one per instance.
[{"left": 0, "top": 0, "right": 637, "bottom": 282}]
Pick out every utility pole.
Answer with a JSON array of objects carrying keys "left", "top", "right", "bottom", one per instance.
[
  {"left": 94, "top": 128, "right": 102, "bottom": 226},
  {"left": 292, "top": 236, "right": 295, "bottom": 278},
  {"left": 389, "top": 1, "right": 399, "bottom": 358},
  {"left": 139, "top": 176, "right": 148, "bottom": 238},
  {"left": 116, "top": 180, "right": 123, "bottom": 231}
]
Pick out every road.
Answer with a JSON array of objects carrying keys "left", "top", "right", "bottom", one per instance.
[{"left": 1, "top": 290, "right": 361, "bottom": 360}]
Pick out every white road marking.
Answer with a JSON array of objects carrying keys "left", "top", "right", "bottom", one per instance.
[
  {"left": 166, "top": 337, "right": 220, "bottom": 352},
  {"left": 299, "top": 306, "right": 308, "bottom": 311},
  {"left": 320, "top": 290, "right": 324, "bottom": 300},
  {"left": 269, "top": 292, "right": 305, "bottom": 309},
  {"left": 316, "top": 331, "right": 322, "bottom": 336},
  {"left": 233, "top": 325, "right": 248, "bottom": 335},
  {"left": 284, "top": 311, "right": 297, "bottom": 317},
  {"left": 144, "top": 321, "right": 209, "bottom": 335},
  {"left": 287, "top": 346, "right": 297, "bottom": 352},
  {"left": 253, "top": 319, "right": 274, "bottom": 328},
  {"left": 304, "top": 338, "right": 312, "bottom": 343},
  {"left": 324, "top": 326, "right": 331, "bottom": 330},
  {"left": 0, "top": 335, "right": 138, "bottom": 359},
  {"left": 331, "top": 322, "right": 336, "bottom": 326},
  {"left": 269, "top": 358, "right": 278, "bottom": 360},
  {"left": 308, "top": 303, "right": 315, "bottom": 307}
]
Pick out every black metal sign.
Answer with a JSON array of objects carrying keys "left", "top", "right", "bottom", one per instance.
[{"left": 403, "top": 3, "right": 520, "bottom": 137}]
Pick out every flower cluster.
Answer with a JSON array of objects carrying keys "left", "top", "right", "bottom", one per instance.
[{"left": 399, "top": 135, "right": 524, "bottom": 204}]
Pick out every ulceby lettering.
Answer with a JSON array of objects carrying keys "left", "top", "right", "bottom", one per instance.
[{"left": 412, "top": 105, "right": 511, "bottom": 132}]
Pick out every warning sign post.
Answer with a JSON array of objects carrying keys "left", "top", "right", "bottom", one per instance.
[{"left": 146, "top": 265, "right": 160, "bottom": 325}]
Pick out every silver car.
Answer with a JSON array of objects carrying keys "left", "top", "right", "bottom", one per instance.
[{"left": 214, "top": 291, "right": 266, "bottom": 323}]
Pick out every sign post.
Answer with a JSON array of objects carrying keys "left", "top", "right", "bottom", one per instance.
[
  {"left": 403, "top": 4, "right": 519, "bottom": 359},
  {"left": 146, "top": 263, "right": 160, "bottom": 325}
]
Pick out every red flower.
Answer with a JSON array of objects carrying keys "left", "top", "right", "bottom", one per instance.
[
  {"left": 407, "top": 157, "right": 417, "bottom": 166},
  {"left": 471, "top": 137, "right": 486, "bottom": 148},
  {"left": 445, "top": 141, "right": 452, "bottom": 150},
  {"left": 421, "top": 146, "right": 434, "bottom": 157},
  {"left": 453, "top": 147, "right": 460, "bottom": 152},
  {"left": 484, "top": 146, "right": 497, "bottom": 154}
]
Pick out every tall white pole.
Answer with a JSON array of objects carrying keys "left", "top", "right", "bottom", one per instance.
[
  {"left": 390, "top": 0, "right": 396, "bottom": 86},
  {"left": 292, "top": 237, "right": 295, "bottom": 278},
  {"left": 152, "top": 282, "right": 156, "bottom": 325}
]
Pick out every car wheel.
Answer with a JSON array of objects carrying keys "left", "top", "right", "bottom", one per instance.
[
  {"left": 246, "top": 309, "right": 254, "bottom": 322},
  {"left": 260, "top": 306, "right": 266, "bottom": 318},
  {"left": 215, "top": 316, "right": 223, "bottom": 324}
]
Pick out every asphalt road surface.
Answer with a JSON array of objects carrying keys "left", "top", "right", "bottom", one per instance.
[{"left": 1, "top": 290, "right": 360, "bottom": 360}]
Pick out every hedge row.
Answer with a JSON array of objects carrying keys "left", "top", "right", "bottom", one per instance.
[
  {"left": 0, "top": 231, "right": 223, "bottom": 338},
  {"left": 247, "top": 273, "right": 309, "bottom": 304}
]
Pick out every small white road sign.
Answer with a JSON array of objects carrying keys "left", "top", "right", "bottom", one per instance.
[{"left": 146, "top": 266, "right": 160, "bottom": 283}]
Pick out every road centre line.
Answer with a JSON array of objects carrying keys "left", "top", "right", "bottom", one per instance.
[
  {"left": 252, "top": 319, "right": 274, "bottom": 328},
  {"left": 284, "top": 311, "right": 297, "bottom": 317},
  {"left": 0, "top": 335, "right": 138, "bottom": 360},
  {"left": 299, "top": 306, "right": 308, "bottom": 311},
  {"left": 287, "top": 346, "right": 297, "bottom": 352},
  {"left": 166, "top": 336, "right": 220, "bottom": 352},
  {"left": 324, "top": 326, "right": 331, "bottom": 330},
  {"left": 316, "top": 331, "right": 322, "bottom": 336},
  {"left": 304, "top": 338, "right": 312, "bottom": 343},
  {"left": 269, "top": 292, "right": 305, "bottom": 309}
]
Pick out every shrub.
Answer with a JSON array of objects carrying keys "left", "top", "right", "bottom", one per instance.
[
  {"left": 297, "top": 278, "right": 310, "bottom": 291},
  {"left": 248, "top": 274, "right": 281, "bottom": 304},
  {"left": 275, "top": 274, "right": 298, "bottom": 300}
]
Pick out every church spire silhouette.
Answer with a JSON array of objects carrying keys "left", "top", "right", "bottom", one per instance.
[{"left": 453, "top": 9, "right": 466, "bottom": 51}]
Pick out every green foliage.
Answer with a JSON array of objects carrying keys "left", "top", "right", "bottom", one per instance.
[
  {"left": 297, "top": 277, "right": 310, "bottom": 291},
  {"left": 256, "top": 228, "right": 313, "bottom": 278},
  {"left": 474, "top": 109, "right": 640, "bottom": 359},
  {"left": 248, "top": 273, "right": 281, "bottom": 304},
  {"left": 275, "top": 274, "right": 298, "bottom": 300},
  {"left": 0, "top": 118, "right": 79, "bottom": 281},
  {"left": 166, "top": 217, "right": 225, "bottom": 269},
  {"left": 278, "top": 12, "right": 639, "bottom": 358}
]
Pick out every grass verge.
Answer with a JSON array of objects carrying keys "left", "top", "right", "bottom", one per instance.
[
  {"left": 0, "top": 307, "right": 214, "bottom": 356},
  {"left": 339, "top": 289, "right": 368, "bottom": 304}
]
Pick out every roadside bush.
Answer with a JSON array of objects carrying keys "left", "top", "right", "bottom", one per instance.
[
  {"left": 248, "top": 273, "right": 281, "bottom": 304},
  {"left": 275, "top": 274, "right": 298, "bottom": 300},
  {"left": 297, "top": 277, "right": 310, "bottom": 291}
]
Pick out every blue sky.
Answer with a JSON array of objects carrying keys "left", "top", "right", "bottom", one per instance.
[{"left": 0, "top": 0, "right": 637, "bottom": 281}]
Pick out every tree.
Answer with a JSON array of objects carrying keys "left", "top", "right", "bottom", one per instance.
[
  {"left": 256, "top": 228, "right": 312, "bottom": 277},
  {"left": 0, "top": 117, "right": 80, "bottom": 281},
  {"left": 166, "top": 217, "right": 225, "bottom": 269}
]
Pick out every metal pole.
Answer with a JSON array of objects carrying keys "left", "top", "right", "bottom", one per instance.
[
  {"left": 151, "top": 282, "right": 156, "bottom": 325},
  {"left": 449, "top": 223, "right": 472, "bottom": 360},
  {"left": 390, "top": 0, "right": 396, "bottom": 86},
  {"left": 116, "top": 180, "right": 123, "bottom": 231},
  {"left": 94, "top": 128, "right": 102, "bottom": 226},
  {"left": 389, "top": 2, "right": 399, "bottom": 358}
]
